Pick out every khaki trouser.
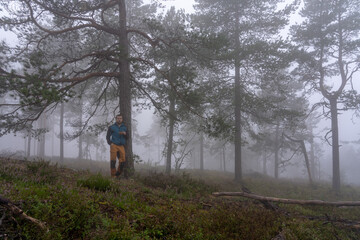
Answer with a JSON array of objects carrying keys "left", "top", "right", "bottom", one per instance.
[{"left": 110, "top": 144, "right": 125, "bottom": 177}]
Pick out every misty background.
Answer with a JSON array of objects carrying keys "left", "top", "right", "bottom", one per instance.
[{"left": 1, "top": 0, "right": 360, "bottom": 186}]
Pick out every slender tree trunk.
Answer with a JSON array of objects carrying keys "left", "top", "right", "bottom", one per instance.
[
  {"left": 300, "top": 141, "right": 313, "bottom": 185},
  {"left": 222, "top": 146, "right": 226, "bottom": 172},
  {"left": 309, "top": 127, "right": 316, "bottom": 180},
  {"left": 274, "top": 124, "right": 280, "bottom": 179},
  {"left": 263, "top": 149, "right": 267, "bottom": 175},
  {"left": 38, "top": 114, "right": 46, "bottom": 158},
  {"left": 78, "top": 99, "right": 83, "bottom": 160},
  {"left": 51, "top": 125, "right": 54, "bottom": 159},
  {"left": 234, "top": 9, "right": 242, "bottom": 182},
  {"left": 166, "top": 94, "right": 176, "bottom": 174},
  {"left": 200, "top": 133, "right": 204, "bottom": 171},
  {"left": 33, "top": 137, "right": 36, "bottom": 157},
  {"left": 60, "top": 102, "right": 64, "bottom": 163},
  {"left": 24, "top": 137, "right": 26, "bottom": 156},
  {"left": 27, "top": 134, "right": 31, "bottom": 158},
  {"left": 330, "top": 97, "right": 340, "bottom": 192},
  {"left": 118, "top": 0, "right": 133, "bottom": 177}
]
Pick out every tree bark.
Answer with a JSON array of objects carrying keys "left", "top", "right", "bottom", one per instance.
[
  {"left": 262, "top": 149, "right": 267, "bottom": 175},
  {"left": 78, "top": 99, "right": 83, "bottom": 160},
  {"left": 283, "top": 133, "right": 313, "bottom": 185},
  {"left": 222, "top": 145, "right": 226, "bottom": 172},
  {"left": 213, "top": 191, "right": 360, "bottom": 207},
  {"left": 274, "top": 124, "right": 280, "bottom": 179},
  {"left": 234, "top": 8, "right": 242, "bottom": 182},
  {"left": 200, "top": 133, "right": 204, "bottom": 171},
  {"left": 309, "top": 125, "right": 316, "bottom": 180},
  {"left": 330, "top": 97, "right": 340, "bottom": 192},
  {"left": 118, "top": 0, "right": 133, "bottom": 177},
  {"left": 165, "top": 94, "right": 176, "bottom": 174},
  {"left": 60, "top": 102, "right": 64, "bottom": 163},
  {"left": 27, "top": 134, "right": 31, "bottom": 158},
  {"left": 38, "top": 114, "right": 46, "bottom": 158}
]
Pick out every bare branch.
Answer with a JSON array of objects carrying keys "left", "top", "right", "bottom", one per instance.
[{"left": 213, "top": 191, "right": 360, "bottom": 207}]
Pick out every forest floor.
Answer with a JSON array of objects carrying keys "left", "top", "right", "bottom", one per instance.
[{"left": 1, "top": 157, "right": 360, "bottom": 239}]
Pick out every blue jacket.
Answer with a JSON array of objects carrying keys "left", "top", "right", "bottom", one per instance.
[{"left": 106, "top": 123, "right": 127, "bottom": 146}]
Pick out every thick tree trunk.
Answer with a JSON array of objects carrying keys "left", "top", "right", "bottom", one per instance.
[
  {"left": 118, "top": 0, "right": 133, "bottom": 177},
  {"left": 165, "top": 95, "right": 176, "bottom": 174},
  {"left": 330, "top": 97, "right": 340, "bottom": 192},
  {"left": 234, "top": 9, "right": 242, "bottom": 182}
]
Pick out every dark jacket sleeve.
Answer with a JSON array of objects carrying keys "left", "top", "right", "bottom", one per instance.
[{"left": 106, "top": 127, "right": 112, "bottom": 145}]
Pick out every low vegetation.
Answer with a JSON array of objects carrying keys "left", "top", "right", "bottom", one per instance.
[{"left": 1, "top": 157, "right": 360, "bottom": 239}]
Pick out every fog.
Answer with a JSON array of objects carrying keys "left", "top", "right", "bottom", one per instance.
[
  {"left": 1, "top": 0, "right": 360, "bottom": 188},
  {"left": 1, "top": 104, "right": 360, "bottom": 185}
]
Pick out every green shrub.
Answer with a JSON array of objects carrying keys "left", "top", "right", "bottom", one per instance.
[
  {"left": 77, "top": 173, "right": 111, "bottom": 191},
  {"left": 25, "top": 159, "right": 58, "bottom": 184},
  {"left": 138, "top": 172, "right": 216, "bottom": 198}
]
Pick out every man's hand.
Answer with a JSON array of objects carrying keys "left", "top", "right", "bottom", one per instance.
[{"left": 119, "top": 131, "right": 126, "bottom": 135}]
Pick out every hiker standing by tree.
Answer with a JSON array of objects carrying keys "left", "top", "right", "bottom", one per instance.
[{"left": 106, "top": 114, "right": 128, "bottom": 177}]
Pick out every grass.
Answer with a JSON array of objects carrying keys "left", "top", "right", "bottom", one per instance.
[{"left": 1, "top": 157, "right": 360, "bottom": 239}]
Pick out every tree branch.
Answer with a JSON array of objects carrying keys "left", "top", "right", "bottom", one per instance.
[
  {"left": 213, "top": 191, "right": 360, "bottom": 206},
  {"left": 0, "top": 195, "right": 47, "bottom": 231}
]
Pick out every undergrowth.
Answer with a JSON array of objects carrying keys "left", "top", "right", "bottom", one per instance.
[{"left": 1, "top": 158, "right": 360, "bottom": 239}]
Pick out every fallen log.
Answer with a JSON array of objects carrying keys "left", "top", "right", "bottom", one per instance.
[
  {"left": 0, "top": 195, "right": 47, "bottom": 230},
  {"left": 212, "top": 192, "right": 360, "bottom": 207}
]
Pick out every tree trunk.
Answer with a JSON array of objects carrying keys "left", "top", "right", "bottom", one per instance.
[
  {"left": 330, "top": 97, "right": 340, "bottom": 192},
  {"left": 165, "top": 94, "right": 176, "bottom": 174},
  {"left": 283, "top": 133, "right": 313, "bottom": 185},
  {"left": 262, "top": 149, "right": 267, "bottom": 175},
  {"left": 78, "top": 99, "right": 83, "bottom": 160},
  {"left": 200, "top": 133, "right": 204, "bottom": 171},
  {"left": 300, "top": 141, "right": 313, "bottom": 185},
  {"left": 38, "top": 114, "right": 46, "bottom": 158},
  {"left": 27, "top": 134, "right": 31, "bottom": 158},
  {"left": 60, "top": 102, "right": 64, "bottom": 162},
  {"left": 223, "top": 145, "right": 226, "bottom": 172},
  {"left": 234, "top": 9, "right": 242, "bottom": 182},
  {"left": 118, "top": 0, "right": 133, "bottom": 177},
  {"left": 309, "top": 126, "right": 316, "bottom": 180},
  {"left": 274, "top": 124, "right": 280, "bottom": 179}
]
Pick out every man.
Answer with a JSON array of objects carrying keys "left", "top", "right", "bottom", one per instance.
[{"left": 106, "top": 114, "right": 128, "bottom": 177}]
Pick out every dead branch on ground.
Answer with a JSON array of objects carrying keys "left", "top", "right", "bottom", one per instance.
[
  {"left": 213, "top": 191, "right": 360, "bottom": 207},
  {"left": 0, "top": 195, "right": 47, "bottom": 231}
]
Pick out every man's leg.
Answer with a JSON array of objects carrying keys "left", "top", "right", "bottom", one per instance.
[
  {"left": 117, "top": 145, "right": 126, "bottom": 175},
  {"left": 110, "top": 144, "right": 117, "bottom": 177}
]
